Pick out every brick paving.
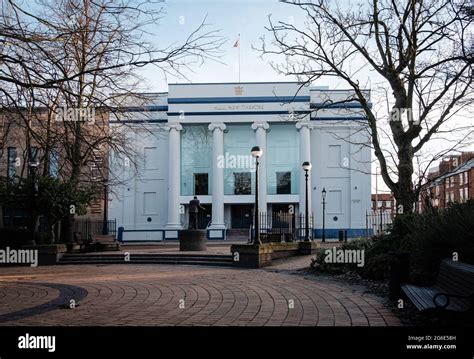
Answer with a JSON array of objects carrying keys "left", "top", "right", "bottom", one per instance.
[{"left": 0, "top": 262, "right": 402, "bottom": 326}]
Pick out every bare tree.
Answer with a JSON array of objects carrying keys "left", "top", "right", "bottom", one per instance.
[
  {"left": 0, "top": 0, "right": 224, "bottom": 241},
  {"left": 259, "top": 0, "right": 473, "bottom": 213}
]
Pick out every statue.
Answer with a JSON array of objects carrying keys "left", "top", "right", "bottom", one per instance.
[{"left": 189, "top": 196, "right": 205, "bottom": 229}]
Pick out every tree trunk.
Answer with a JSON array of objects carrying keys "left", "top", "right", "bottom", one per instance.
[{"left": 394, "top": 142, "right": 416, "bottom": 214}]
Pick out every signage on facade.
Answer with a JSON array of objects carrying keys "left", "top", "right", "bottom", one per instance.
[{"left": 213, "top": 104, "right": 265, "bottom": 111}]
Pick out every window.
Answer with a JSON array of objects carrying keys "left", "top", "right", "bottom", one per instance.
[
  {"left": 460, "top": 188, "right": 464, "bottom": 203},
  {"left": 144, "top": 147, "right": 159, "bottom": 170},
  {"left": 377, "top": 200, "right": 384, "bottom": 208},
  {"left": 234, "top": 172, "right": 251, "bottom": 195},
  {"left": 435, "top": 185, "right": 440, "bottom": 196},
  {"left": 276, "top": 171, "right": 291, "bottom": 194},
  {"left": 29, "top": 147, "right": 38, "bottom": 163},
  {"left": 459, "top": 173, "right": 464, "bottom": 186},
  {"left": 385, "top": 201, "right": 391, "bottom": 208},
  {"left": 143, "top": 192, "right": 157, "bottom": 214},
  {"left": 328, "top": 145, "right": 341, "bottom": 167},
  {"left": 194, "top": 173, "right": 208, "bottom": 195},
  {"left": 27, "top": 147, "right": 39, "bottom": 177},
  {"left": 464, "top": 172, "right": 468, "bottom": 184},
  {"left": 446, "top": 191, "right": 454, "bottom": 204},
  {"left": 49, "top": 149, "right": 59, "bottom": 178},
  {"left": 328, "top": 190, "right": 342, "bottom": 213},
  {"left": 464, "top": 187, "right": 469, "bottom": 201},
  {"left": 90, "top": 156, "right": 102, "bottom": 180},
  {"left": 7, "top": 147, "right": 17, "bottom": 180},
  {"left": 450, "top": 177, "right": 454, "bottom": 187}
]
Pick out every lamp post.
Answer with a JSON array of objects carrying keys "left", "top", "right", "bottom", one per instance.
[
  {"left": 28, "top": 161, "right": 39, "bottom": 245},
  {"left": 322, "top": 187, "right": 326, "bottom": 242},
  {"left": 251, "top": 146, "right": 262, "bottom": 245},
  {"left": 102, "top": 180, "right": 109, "bottom": 235},
  {"left": 302, "top": 161, "right": 312, "bottom": 241}
]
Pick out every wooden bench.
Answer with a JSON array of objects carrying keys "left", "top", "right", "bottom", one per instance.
[
  {"left": 401, "top": 259, "right": 474, "bottom": 312},
  {"left": 72, "top": 232, "right": 93, "bottom": 252},
  {"left": 89, "top": 234, "right": 121, "bottom": 251}
]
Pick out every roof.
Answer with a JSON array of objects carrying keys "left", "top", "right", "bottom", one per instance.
[{"left": 429, "top": 158, "right": 474, "bottom": 187}]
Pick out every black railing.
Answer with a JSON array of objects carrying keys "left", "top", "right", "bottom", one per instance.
[
  {"left": 250, "top": 212, "right": 314, "bottom": 242},
  {"left": 365, "top": 210, "right": 394, "bottom": 236},
  {"left": 74, "top": 219, "right": 117, "bottom": 240}
]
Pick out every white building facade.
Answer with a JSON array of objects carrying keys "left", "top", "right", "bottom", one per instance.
[{"left": 108, "top": 82, "right": 372, "bottom": 241}]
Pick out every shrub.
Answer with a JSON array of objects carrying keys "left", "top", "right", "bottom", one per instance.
[
  {"left": 312, "top": 200, "right": 474, "bottom": 284},
  {"left": 0, "top": 228, "right": 33, "bottom": 249},
  {"left": 311, "top": 237, "right": 375, "bottom": 275},
  {"left": 403, "top": 201, "right": 474, "bottom": 284}
]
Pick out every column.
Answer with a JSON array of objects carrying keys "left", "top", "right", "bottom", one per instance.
[
  {"left": 166, "top": 123, "right": 183, "bottom": 230},
  {"left": 208, "top": 123, "right": 226, "bottom": 230},
  {"left": 296, "top": 121, "right": 313, "bottom": 216},
  {"left": 251, "top": 122, "right": 270, "bottom": 213}
]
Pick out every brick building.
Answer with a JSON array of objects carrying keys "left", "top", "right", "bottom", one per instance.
[
  {"left": 371, "top": 193, "right": 396, "bottom": 213},
  {"left": 418, "top": 152, "right": 474, "bottom": 211},
  {"left": 0, "top": 108, "right": 109, "bottom": 222}
]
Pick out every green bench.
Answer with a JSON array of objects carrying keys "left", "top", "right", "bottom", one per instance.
[{"left": 401, "top": 259, "right": 474, "bottom": 312}]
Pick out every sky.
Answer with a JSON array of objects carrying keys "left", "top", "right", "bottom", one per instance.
[
  {"left": 137, "top": 0, "right": 473, "bottom": 195},
  {"left": 141, "top": 0, "right": 310, "bottom": 89}
]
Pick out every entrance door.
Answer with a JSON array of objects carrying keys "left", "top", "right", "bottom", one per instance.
[
  {"left": 231, "top": 204, "right": 254, "bottom": 229},
  {"left": 198, "top": 204, "right": 212, "bottom": 229}
]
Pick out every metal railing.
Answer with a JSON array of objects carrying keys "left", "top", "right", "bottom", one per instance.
[
  {"left": 250, "top": 212, "right": 314, "bottom": 242},
  {"left": 74, "top": 219, "right": 117, "bottom": 240},
  {"left": 366, "top": 210, "right": 394, "bottom": 236}
]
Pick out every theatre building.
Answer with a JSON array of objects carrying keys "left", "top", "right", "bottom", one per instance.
[{"left": 108, "top": 82, "right": 372, "bottom": 241}]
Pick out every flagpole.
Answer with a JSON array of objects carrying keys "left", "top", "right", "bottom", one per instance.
[{"left": 238, "top": 34, "right": 241, "bottom": 83}]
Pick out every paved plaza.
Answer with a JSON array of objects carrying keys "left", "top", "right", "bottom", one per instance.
[{"left": 0, "top": 256, "right": 401, "bottom": 326}]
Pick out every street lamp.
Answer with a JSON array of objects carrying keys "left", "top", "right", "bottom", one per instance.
[
  {"left": 251, "top": 146, "right": 263, "bottom": 245},
  {"left": 302, "top": 161, "right": 312, "bottom": 241},
  {"left": 28, "top": 161, "right": 39, "bottom": 245},
  {"left": 102, "top": 180, "right": 109, "bottom": 235},
  {"left": 321, "top": 187, "right": 327, "bottom": 242}
]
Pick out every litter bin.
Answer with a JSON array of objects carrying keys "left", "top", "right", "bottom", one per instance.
[
  {"left": 338, "top": 230, "right": 348, "bottom": 242},
  {"left": 388, "top": 251, "right": 410, "bottom": 300}
]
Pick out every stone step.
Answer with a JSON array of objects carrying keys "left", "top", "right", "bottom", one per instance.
[
  {"left": 60, "top": 254, "right": 232, "bottom": 260},
  {"left": 58, "top": 259, "right": 233, "bottom": 267},
  {"left": 58, "top": 253, "right": 233, "bottom": 267}
]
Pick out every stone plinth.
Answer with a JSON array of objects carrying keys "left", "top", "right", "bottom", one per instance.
[
  {"left": 298, "top": 241, "right": 320, "bottom": 255},
  {"left": 179, "top": 230, "right": 207, "bottom": 251},
  {"left": 231, "top": 241, "right": 321, "bottom": 268},
  {"left": 230, "top": 244, "right": 273, "bottom": 268}
]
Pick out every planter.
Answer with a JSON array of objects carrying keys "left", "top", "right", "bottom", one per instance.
[{"left": 22, "top": 244, "right": 68, "bottom": 265}]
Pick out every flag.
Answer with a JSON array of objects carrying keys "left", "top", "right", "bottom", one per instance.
[{"left": 233, "top": 38, "right": 240, "bottom": 48}]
